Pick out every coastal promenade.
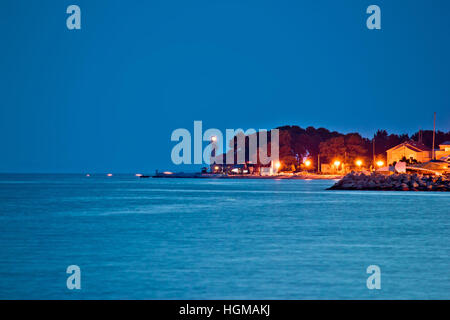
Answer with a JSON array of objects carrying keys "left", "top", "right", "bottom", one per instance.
[{"left": 153, "top": 172, "right": 343, "bottom": 180}]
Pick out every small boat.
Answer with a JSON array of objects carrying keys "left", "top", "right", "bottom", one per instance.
[{"left": 139, "top": 175, "right": 150, "bottom": 178}]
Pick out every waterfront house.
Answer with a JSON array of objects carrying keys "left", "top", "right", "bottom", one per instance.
[
  {"left": 386, "top": 141, "right": 432, "bottom": 165},
  {"left": 436, "top": 141, "right": 450, "bottom": 160}
]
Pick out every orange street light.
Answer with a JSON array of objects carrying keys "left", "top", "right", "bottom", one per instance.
[
  {"left": 355, "top": 159, "right": 363, "bottom": 167},
  {"left": 376, "top": 160, "right": 384, "bottom": 167},
  {"left": 304, "top": 160, "right": 312, "bottom": 167},
  {"left": 275, "top": 161, "right": 281, "bottom": 170},
  {"left": 333, "top": 160, "right": 341, "bottom": 167}
]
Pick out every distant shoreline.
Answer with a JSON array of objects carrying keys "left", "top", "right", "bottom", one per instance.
[{"left": 153, "top": 173, "right": 343, "bottom": 180}]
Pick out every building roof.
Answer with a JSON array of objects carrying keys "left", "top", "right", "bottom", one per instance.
[
  {"left": 386, "top": 140, "right": 431, "bottom": 153},
  {"left": 439, "top": 141, "right": 450, "bottom": 146}
]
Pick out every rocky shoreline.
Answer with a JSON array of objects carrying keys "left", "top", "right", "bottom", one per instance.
[{"left": 328, "top": 172, "right": 450, "bottom": 191}]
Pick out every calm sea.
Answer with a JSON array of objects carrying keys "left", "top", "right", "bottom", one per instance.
[{"left": 0, "top": 174, "right": 448, "bottom": 299}]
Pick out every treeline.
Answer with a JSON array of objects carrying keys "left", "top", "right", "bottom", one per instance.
[{"left": 275, "top": 126, "right": 450, "bottom": 171}]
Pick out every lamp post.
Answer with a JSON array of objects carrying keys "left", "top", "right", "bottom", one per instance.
[
  {"left": 304, "top": 159, "right": 311, "bottom": 173},
  {"left": 333, "top": 160, "right": 341, "bottom": 173},
  {"left": 317, "top": 154, "right": 321, "bottom": 174},
  {"left": 274, "top": 161, "right": 281, "bottom": 174},
  {"left": 372, "top": 137, "right": 376, "bottom": 171},
  {"left": 211, "top": 136, "right": 217, "bottom": 173}
]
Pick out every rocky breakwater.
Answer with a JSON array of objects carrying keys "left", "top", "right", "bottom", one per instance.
[{"left": 328, "top": 172, "right": 450, "bottom": 191}]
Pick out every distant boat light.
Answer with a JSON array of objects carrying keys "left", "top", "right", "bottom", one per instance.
[
  {"left": 163, "top": 171, "right": 173, "bottom": 175},
  {"left": 107, "top": 173, "right": 113, "bottom": 177},
  {"left": 135, "top": 174, "right": 142, "bottom": 177},
  {"left": 86, "top": 174, "right": 90, "bottom": 177}
]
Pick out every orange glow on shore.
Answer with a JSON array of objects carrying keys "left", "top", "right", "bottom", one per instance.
[
  {"left": 275, "top": 161, "right": 281, "bottom": 170},
  {"left": 376, "top": 160, "right": 384, "bottom": 167},
  {"left": 356, "top": 159, "right": 363, "bottom": 167},
  {"left": 333, "top": 160, "right": 341, "bottom": 167},
  {"left": 304, "top": 160, "right": 312, "bottom": 167}
]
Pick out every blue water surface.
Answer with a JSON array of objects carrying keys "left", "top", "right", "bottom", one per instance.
[{"left": 0, "top": 174, "right": 448, "bottom": 299}]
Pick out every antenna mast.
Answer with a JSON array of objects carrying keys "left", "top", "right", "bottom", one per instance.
[{"left": 432, "top": 112, "right": 436, "bottom": 160}]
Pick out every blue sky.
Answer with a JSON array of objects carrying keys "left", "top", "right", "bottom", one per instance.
[{"left": 0, "top": 0, "right": 449, "bottom": 172}]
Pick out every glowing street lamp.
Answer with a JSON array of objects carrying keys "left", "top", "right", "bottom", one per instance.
[
  {"left": 355, "top": 159, "right": 363, "bottom": 167},
  {"left": 304, "top": 160, "right": 312, "bottom": 167},
  {"left": 275, "top": 161, "right": 281, "bottom": 170},
  {"left": 211, "top": 136, "right": 217, "bottom": 142},
  {"left": 376, "top": 160, "right": 384, "bottom": 167},
  {"left": 333, "top": 160, "right": 341, "bottom": 167}
]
